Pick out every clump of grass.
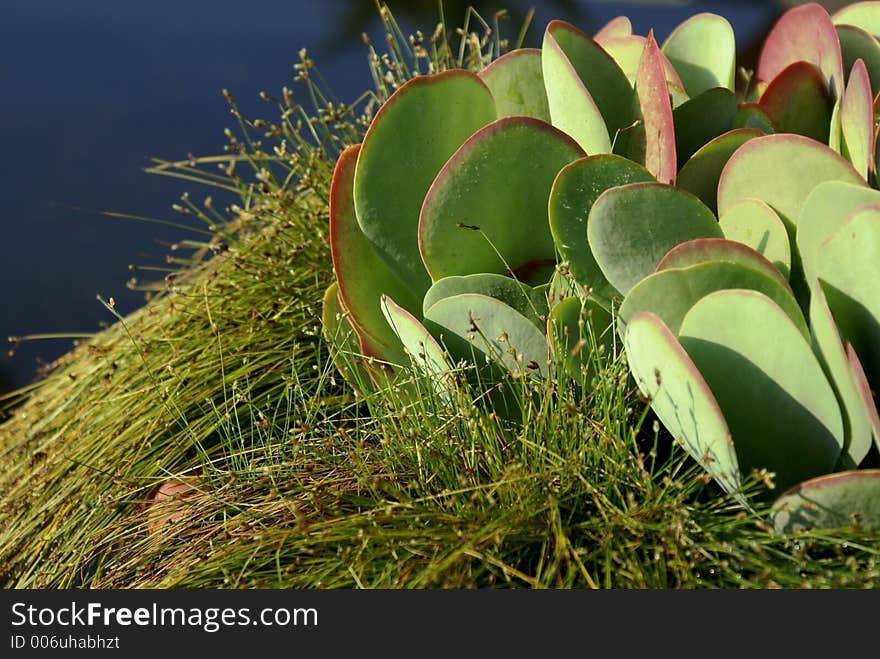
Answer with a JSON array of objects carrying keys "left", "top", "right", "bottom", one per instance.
[{"left": 1, "top": 4, "right": 879, "bottom": 589}]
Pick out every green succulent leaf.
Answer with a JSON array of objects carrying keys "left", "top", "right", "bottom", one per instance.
[
  {"left": 330, "top": 144, "right": 415, "bottom": 365},
  {"left": 593, "top": 15, "right": 632, "bottom": 43},
  {"left": 678, "top": 128, "right": 763, "bottom": 214},
  {"left": 353, "top": 70, "right": 496, "bottom": 297},
  {"left": 816, "top": 205, "right": 880, "bottom": 387},
  {"left": 655, "top": 238, "right": 791, "bottom": 293},
  {"left": 829, "top": 94, "right": 843, "bottom": 152},
  {"left": 772, "top": 469, "right": 880, "bottom": 533},
  {"left": 624, "top": 311, "right": 742, "bottom": 497},
  {"left": 619, "top": 259, "right": 806, "bottom": 339},
  {"left": 758, "top": 61, "right": 832, "bottom": 142},
  {"left": 423, "top": 273, "right": 548, "bottom": 327},
  {"left": 837, "top": 24, "right": 880, "bottom": 95},
  {"left": 796, "top": 180, "right": 880, "bottom": 285},
  {"left": 846, "top": 342, "right": 880, "bottom": 453},
  {"left": 598, "top": 35, "right": 687, "bottom": 97},
  {"left": 381, "top": 295, "right": 455, "bottom": 399},
  {"left": 548, "top": 296, "right": 614, "bottom": 381},
  {"left": 717, "top": 134, "right": 865, "bottom": 233},
  {"left": 757, "top": 2, "right": 845, "bottom": 97},
  {"left": 542, "top": 20, "right": 634, "bottom": 153},
  {"left": 718, "top": 199, "right": 792, "bottom": 279},
  {"left": 587, "top": 182, "right": 722, "bottom": 296},
  {"left": 478, "top": 48, "right": 551, "bottom": 122},
  {"left": 833, "top": 1, "right": 880, "bottom": 36},
  {"left": 548, "top": 154, "right": 654, "bottom": 307},
  {"left": 424, "top": 293, "right": 551, "bottom": 379},
  {"left": 840, "top": 58, "right": 875, "bottom": 179},
  {"left": 419, "top": 116, "right": 583, "bottom": 284},
  {"left": 632, "top": 31, "right": 678, "bottom": 184},
  {"left": 679, "top": 289, "right": 845, "bottom": 495},
  {"left": 809, "top": 283, "right": 876, "bottom": 467},
  {"left": 661, "top": 12, "right": 736, "bottom": 97},
  {"left": 321, "top": 283, "right": 375, "bottom": 395},
  {"left": 673, "top": 87, "right": 739, "bottom": 169}
]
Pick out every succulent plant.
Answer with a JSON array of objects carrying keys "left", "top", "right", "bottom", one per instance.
[{"left": 322, "top": 2, "right": 880, "bottom": 531}]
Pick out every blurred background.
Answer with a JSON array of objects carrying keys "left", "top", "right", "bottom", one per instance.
[{"left": 0, "top": 1, "right": 825, "bottom": 395}]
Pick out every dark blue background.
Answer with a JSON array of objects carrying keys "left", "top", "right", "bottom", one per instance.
[{"left": 0, "top": 1, "right": 782, "bottom": 393}]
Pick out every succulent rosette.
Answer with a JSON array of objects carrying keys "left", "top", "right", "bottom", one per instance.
[{"left": 322, "top": 2, "right": 880, "bottom": 532}]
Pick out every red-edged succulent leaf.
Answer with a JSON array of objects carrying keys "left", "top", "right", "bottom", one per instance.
[
  {"left": 661, "top": 12, "right": 736, "bottom": 97},
  {"left": 677, "top": 128, "right": 762, "bottom": 215},
  {"left": 837, "top": 24, "right": 880, "bottom": 96},
  {"left": 624, "top": 311, "right": 742, "bottom": 498},
  {"left": 330, "top": 145, "right": 416, "bottom": 364},
  {"left": 772, "top": 469, "right": 880, "bottom": 533},
  {"left": 353, "top": 70, "right": 496, "bottom": 297},
  {"left": 633, "top": 31, "right": 677, "bottom": 184},
  {"left": 718, "top": 198, "right": 791, "bottom": 279},
  {"left": 478, "top": 48, "right": 550, "bottom": 122},
  {"left": 840, "top": 58, "right": 875, "bottom": 179},
  {"left": 673, "top": 88, "right": 739, "bottom": 169},
  {"left": 717, "top": 134, "right": 865, "bottom": 230},
  {"left": 419, "top": 116, "right": 584, "bottom": 284},
  {"left": 594, "top": 15, "right": 632, "bottom": 44},
  {"left": 656, "top": 237, "right": 792, "bottom": 294},
  {"left": 833, "top": 1, "right": 880, "bottom": 37},
  {"left": 758, "top": 61, "right": 833, "bottom": 143},
  {"left": 542, "top": 20, "right": 635, "bottom": 153},
  {"left": 757, "top": 2, "right": 845, "bottom": 97},
  {"left": 599, "top": 34, "right": 686, "bottom": 93},
  {"left": 847, "top": 342, "right": 880, "bottom": 452},
  {"left": 548, "top": 154, "right": 654, "bottom": 307}
]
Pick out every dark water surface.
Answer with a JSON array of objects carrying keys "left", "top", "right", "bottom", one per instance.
[{"left": 0, "top": 0, "right": 780, "bottom": 393}]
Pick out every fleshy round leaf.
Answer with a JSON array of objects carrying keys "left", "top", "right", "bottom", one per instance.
[
  {"left": 423, "top": 273, "right": 548, "bottom": 327},
  {"left": 758, "top": 61, "right": 832, "bottom": 142},
  {"left": 548, "top": 296, "right": 614, "bottom": 381},
  {"left": 679, "top": 290, "right": 845, "bottom": 494},
  {"left": 796, "top": 181, "right": 880, "bottom": 285},
  {"left": 678, "top": 128, "right": 762, "bottom": 214},
  {"left": 632, "top": 31, "right": 677, "bottom": 184},
  {"left": 331, "top": 144, "right": 415, "bottom": 365},
  {"left": 719, "top": 199, "right": 792, "bottom": 279},
  {"left": 772, "top": 470, "right": 880, "bottom": 533},
  {"left": 656, "top": 238, "right": 792, "bottom": 294},
  {"left": 594, "top": 15, "right": 632, "bottom": 44},
  {"left": 599, "top": 35, "right": 687, "bottom": 93},
  {"left": 833, "top": 2, "right": 880, "bottom": 36},
  {"left": 847, "top": 342, "right": 880, "bottom": 453},
  {"left": 424, "top": 293, "right": 551, "bottom": 379},
  {"left": 661, "top": 12, "right": 736, "bottom": 97},
  {"left": 419, "top": 116, "right": 583, "bottom": 284},
  {"left": 587, "top": 182, "right": 722, "bottom": 296},
  {"left": 624, "top": 311, "right": 741, "bottom": 496},
  {"left": 717, "top": 134, "right": 865, "bottom": 232},
  {"left": 840, "top": 58, "right": 874, "bottom": 179},
  {"left": 673, "top": 88, "right": 739, "bottom": 168},
  {"left": 548, "top": 155, "right": 654, "bottom": 306},
  {"left": 757, "top": 2, "right": 845, "bottom": 97},
  {"left": 479, "top": 48, "right": 551, "bottom": 122},
  {"left": 808, "top": 283, "right": 876, "bottom": 467},
  {"left": 619, "top": 259, "right": 806, "bottom": 339},
  {"left": 837, "top": 24, "right": 880, "bottom": 95},
  {"left": 354, "top": 71, "right": 496, "bottom": 296},
  {"left": 381, "top": 295, "right": 455, "bottom": 399},
  {"left": 542, "top": 20, "right": 634, "bottom": 153},
  {"left": 816, "top": 206, "right": 880, "bottom": 386}
]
